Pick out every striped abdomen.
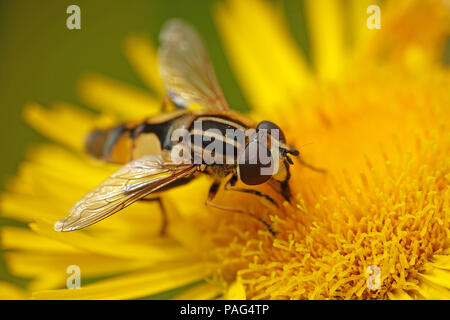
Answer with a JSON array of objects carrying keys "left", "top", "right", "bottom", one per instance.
[
  {"left": 86, "top": 111, "right": 195, "bottom": 164},
  {"left": 86, "top": 110, "right": 255, "bottom": 166}
]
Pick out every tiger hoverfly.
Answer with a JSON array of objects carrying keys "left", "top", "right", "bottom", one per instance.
[{"left": 54, "top": 19, "right": 314, "bottom": 235}]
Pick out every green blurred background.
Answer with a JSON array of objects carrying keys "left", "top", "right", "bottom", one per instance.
[{"left": 0, "top": 0, "right": 310, "bottom": 291}]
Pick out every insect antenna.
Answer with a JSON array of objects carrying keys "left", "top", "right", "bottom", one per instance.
[
  {"left": 280, "top": 147, "right": 299, "bottom": 165},
  {"left": 280, "top": 146, "right": 326, "bottom": 173},
  {"left": 296, "top": 154, "right": 327, "bottom": 173}
]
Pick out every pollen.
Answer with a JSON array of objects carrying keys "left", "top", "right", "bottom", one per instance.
[{"left": 193, "top": 77, "right": 450, "bottom": 300}]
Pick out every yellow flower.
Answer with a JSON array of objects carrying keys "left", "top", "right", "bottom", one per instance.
[{"left": 1, "top": 0, "right": 449, "bottom": 300}]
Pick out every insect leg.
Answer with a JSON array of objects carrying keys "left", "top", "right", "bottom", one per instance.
[
  {"left": 293, "top": 150, "right": 327, "bottom": 173},
  {"left": 205, "top": 180, "right": 276, "bottom": 236},
  {"left": 224, "top": 174, "right": 278, "bottom": 208},
  {"left": 139, "top": 197, "right": 168, "bottom": 236}
]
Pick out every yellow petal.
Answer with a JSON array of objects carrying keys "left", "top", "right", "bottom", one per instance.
[
  {"left": 387, "top": 289, "right": 413, "bottom": 300},
  {"left": 0, "top": 282, "right": 28, "bottom": 299},
  {"left": 1, "top": 227, "right": 81, "bottom": 253},
  {"left": 225, "top": 280, "right": 246, "bottom": 300},
  {"left": 227, "top": 0, "right": 311, "bottom": 91},
  {"left": 2, "top": 144, "right": 179, "bottom": 241},
  {"left": 173, "top": 282, "right": 223, "bottom": 300},
  {"left": 430, "top": 254, "right": 450, "bottom": 271},
  {"left": 354, "top": 0, "right": 450, "bottom": 72},
  {"left": 305, "top": 0, "right": 346, "bottom": 80},
  {"left": 349, "top": 0, "right": 376, "bottom": 52},
  {"left": 23, "top": 102, "right": 106, "bottom": 151},
  {"left": 416, "top": 277, "right": 450, "bottom": 300},
  {"left": 29, "top": 221, "right": 191, "bottom": 262},
  {"left": 214, "top": 3, "right": 280, "bottom": 110},
  {"left": 418, "top": 268, "right": 450, "bottom": 290},
  {"left": 214, "top": 0, "right": 310, "bottom": 112},
  {"left": 79, "top": 74, "right": 160, "bottom": 120},
  {"left": 32, "top": 261, "right": 209, "bottom": 300},
  {"left": 5, "top": 251, "right": 152, "bottom": 292},
  {"left": 7, "top": 144, "right": 117, "bottom": 195},
  {"left": 1, "top": 192, "right": 74, "bottom": 225}
]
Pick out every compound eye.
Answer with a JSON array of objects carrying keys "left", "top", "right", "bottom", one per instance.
[
  {"left": 238, "top": 139, "right": 273, "bottom": 185},
  {"left": 256, "top": 121, "right": 286, "bottom": 143}
]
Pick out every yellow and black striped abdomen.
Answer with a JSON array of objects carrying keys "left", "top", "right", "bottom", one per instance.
[
  {"left": 86, "top": 124, "right": 133, "bottom": 164},
  {"left": 86, "top": 111, "right": 195, "bottom": 164}
]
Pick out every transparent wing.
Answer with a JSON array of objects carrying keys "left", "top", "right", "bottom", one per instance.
[
  {"left": 54, "top": 155, "right": 196, "bottom": 232},
  {"left": 158, "top": 19, "right": 230, "bottom": 111}
]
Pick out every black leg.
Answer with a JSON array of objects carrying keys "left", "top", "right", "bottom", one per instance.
[
  {"left": 206, "top": 180, "right": 276, "bottom": 236},
  {"left": 294, "top": 151, "right": 327, "bottom": 173},
  {"left": 139, "top": 197, "right": 168, "bottom": 236},
  {"left": 224, "top": 174, "right": 279, "bottom": 208}
]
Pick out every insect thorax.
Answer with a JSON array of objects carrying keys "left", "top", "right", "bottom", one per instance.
[{"left": 187, "top": 115, "right": 250, "bottom": 166}]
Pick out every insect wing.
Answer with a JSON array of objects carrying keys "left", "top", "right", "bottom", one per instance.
[
  {"left": 158, "top": 19, "right": 230, "bottom": 111},
  {"left": 54, "top": 155, "right": 196, "bottom": 232}
]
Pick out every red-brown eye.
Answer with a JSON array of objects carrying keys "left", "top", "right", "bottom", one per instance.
[
  {"left": 238, "top": 138, "right": 273, "bottom": 185},
  {"left": 256, "top": 121, "right": 286, "bottom": 143}
]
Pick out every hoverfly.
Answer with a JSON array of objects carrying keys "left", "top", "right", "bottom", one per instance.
[{"left": 54, "top": 19, "right": 310, "bottom": 235}]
